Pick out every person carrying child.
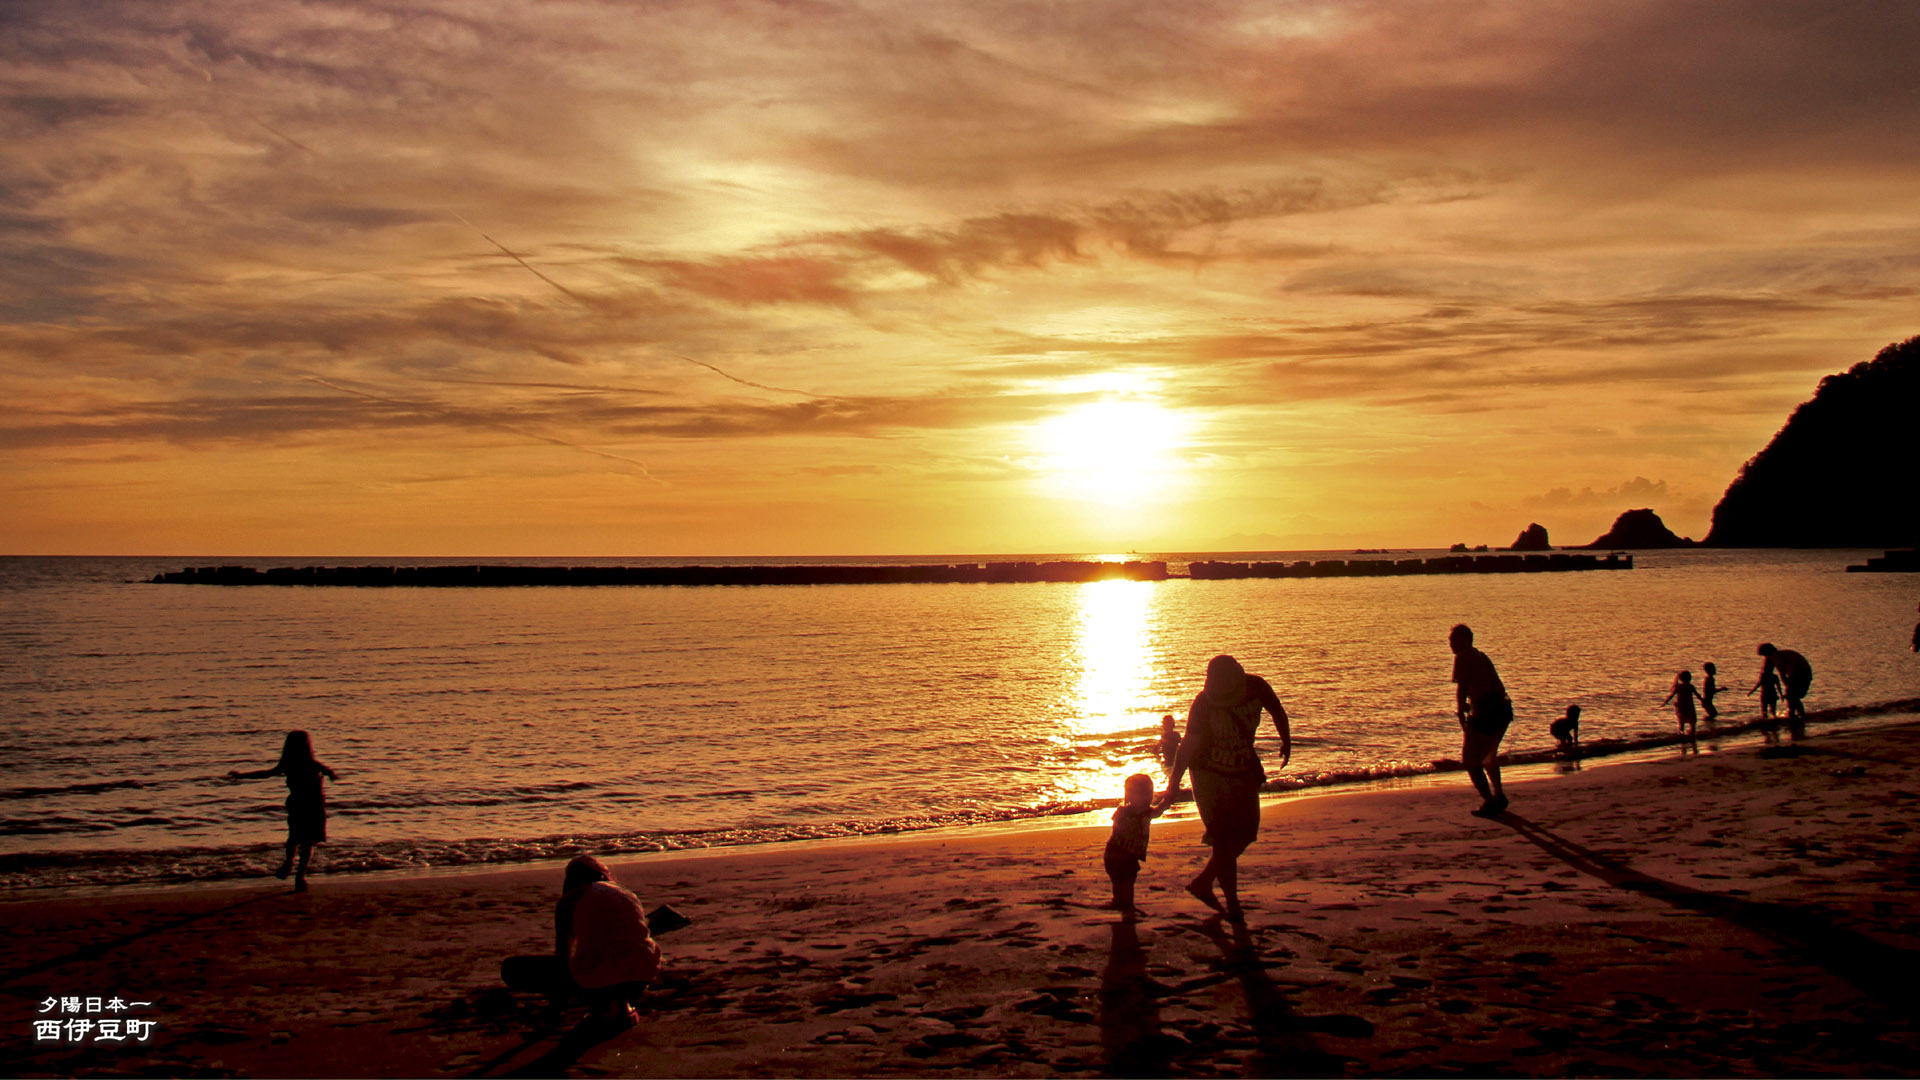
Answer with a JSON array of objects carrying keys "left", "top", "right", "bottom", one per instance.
[
  {"left": 1663, "top": 671, "right": 1704, "bottom": 737},
  {"left": 1105, "top": 773, "right": 1165, "bottom": 920},
  {"left": 229, "top": 730, "right": 340, "bottom": 893}
]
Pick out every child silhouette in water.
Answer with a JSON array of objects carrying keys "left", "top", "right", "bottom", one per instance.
[
  {"left": 1699, "top": 662, "right": 1722, "bottom": 722},
  {"left": 1105, "top": 773, "right": 1164, "bottom": 920},
  {"left": 1158, "top": 715, "right": 1181, "bottom": 772},
  {"left": 1750, "top": 666, "right": 1783, "bottom": 735},
  {"left": 230, "top": 730, "right": 340, "bottom": 892},
  {"left": 1549, "top": 704, "right": 1581, "bottom": 752},
  {"left": 1664, "top": 671, "right": 1704, "bottom": 737}
]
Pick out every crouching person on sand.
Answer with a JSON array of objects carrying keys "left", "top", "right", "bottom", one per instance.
[
  {"left": 505, "top": 856, "right": 661, "bottom": 1028},
  {"left": 557, "top": 856, "right": 661, "bottom": 1027}
]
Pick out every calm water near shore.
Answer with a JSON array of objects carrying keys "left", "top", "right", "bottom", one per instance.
[{"left": 3, "top": 549, "right": 1915, "bottom": 892}]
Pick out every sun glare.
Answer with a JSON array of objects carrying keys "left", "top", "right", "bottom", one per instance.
[
  {"left": 1033, "top": 399, "right": 1189, "bottom": 506},
  {"left": 1049, "top": 578, "right": 1167, "bottom": 804}
]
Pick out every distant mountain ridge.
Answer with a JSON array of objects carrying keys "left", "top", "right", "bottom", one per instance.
[{"left": 1706, "top": 336, "right": 1919, "bottom": 547}]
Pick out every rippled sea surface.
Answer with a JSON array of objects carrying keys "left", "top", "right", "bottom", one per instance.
[{"left": 3, "top": 550, "right": 1915, "bottom": 890}]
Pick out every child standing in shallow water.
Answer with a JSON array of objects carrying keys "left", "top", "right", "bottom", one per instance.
[
  {"left": 1663, "top": 671, "right": 1704, "bottom": 737},
  {"left": 1700, "top": 662, "right": 1722, "bottom": 722},
  {"left": 1749, "top": 666, "right": 1783, "bottom": 741},
  {"left": 1157, "top": 715, "right": 1181, "bottom": 772},
  {"left": 1105, "top": 774, "right": 1164, "bottom": 919},
  {"left": 230, "top": 730, "right": 340, "bottom": 892}
]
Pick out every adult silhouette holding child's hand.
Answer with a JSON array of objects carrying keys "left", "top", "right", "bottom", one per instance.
[{"left": 1160, "top": 654, "right": 1291, "bottom": 924}]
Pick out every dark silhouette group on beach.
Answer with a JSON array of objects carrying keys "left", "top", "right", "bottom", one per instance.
[
  {"left": 221, "top": 601, "right": 1881, "bottom": 1034},
  {"left": 1109, "top": 619, "right": 1851, "bottom": 923}
]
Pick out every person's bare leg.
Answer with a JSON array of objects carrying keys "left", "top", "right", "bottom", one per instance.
[
  {"left": 1463, "top": 731, "right": 1494, "bottom": 803},
  {"left": 1186, "top": 853, "right": 1225, "bottom": 912},
  {"left": 1216, "top": 841, "right": 1250, "bottom": 922},
  {"left": 275, "top": 840, "right": 295, "bottom": 879},
  {"left": 294, "top": 842, "right": 313, "bottom": 891}
]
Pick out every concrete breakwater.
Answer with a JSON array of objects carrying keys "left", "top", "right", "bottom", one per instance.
[
  {"left": 150, "top": 552, "right": 1630, "bottom": 587},
  {"left": 1189, "top": 552, "right": 1631, "bottom": 578},
  {"left": 150, "top": 560, "right": 1173, "bottom": 587}
]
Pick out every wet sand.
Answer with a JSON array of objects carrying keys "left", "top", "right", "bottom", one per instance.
[{"left": 9, "top": 716, "right": 1920, "bottom": 1078}]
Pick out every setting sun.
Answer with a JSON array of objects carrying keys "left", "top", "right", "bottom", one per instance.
[{"left": 1032, "top": 399, "right": 1191, "bottom": 506}]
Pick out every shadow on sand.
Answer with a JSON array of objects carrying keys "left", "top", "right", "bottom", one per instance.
[
  {"left": 1500, "top": 813, "right": 1920, "bottom": 1010},
  {"left": 0, "top": 892, "right": 282, "bottom": 987},
  {"left": 1196, "top": 916, "right": 1371, "bottom": 1077}
]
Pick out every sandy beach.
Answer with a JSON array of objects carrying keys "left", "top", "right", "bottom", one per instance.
[{"left": 10, "top": 715, "right": 1920, "bottom": 1079}]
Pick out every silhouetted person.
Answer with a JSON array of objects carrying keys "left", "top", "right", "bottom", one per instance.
[
  {"left": 555, "top": 856, "right": 661, "bottom": 1028},
  {"left": 1700, "top": 662, "right": 1722, "bottom": 722},
  {"left": 1748, "top": 665, "right": 1783, "bottom": 735},
  {"left": 1105, "top": 773, "right": 1164, "bottom": 920},
  {"left": 1157, "top": 714, "right": 1181, "bottom": 773},
  {"left": 1757, "top": 643, "right": 1813, "bottom": 739},
  {"left": 1550, "top": 704, "right": 1581, "bottom": 753},
  {"left": 1159, "top": 654, "right": 1291, "bottom": 924},
  {"left": 1449, "top": 624, "right": 1511, "bottom": 817},
  {"left": 1663, "top": 670, "right": 1704, "bottom": 737},
  {"left": 229, "top": 730, "right": 340, "bottom": 893}
]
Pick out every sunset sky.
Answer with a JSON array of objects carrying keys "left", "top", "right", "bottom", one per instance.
[{"left": 4, "top": 1, "right": 1917, "bottom": 556}]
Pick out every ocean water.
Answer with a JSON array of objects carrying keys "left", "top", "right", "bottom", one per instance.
[{"left": 2, "top": 550, "right": 1915, "bottom": 892}]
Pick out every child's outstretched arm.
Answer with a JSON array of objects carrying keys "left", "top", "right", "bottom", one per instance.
[{"left": 228, "top": 765, "right": 278, "bottom": 780}]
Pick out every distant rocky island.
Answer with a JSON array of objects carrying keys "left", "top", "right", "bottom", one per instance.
[
  {"left": 1705, "top": 335, "right": 1918, "bottom": 547},
  {"left": 1580, "top": 508, "right": 1696, "bottom": 549},
  {"left": 1507, "top": 523, "right": 1551, "bottom": 551}
]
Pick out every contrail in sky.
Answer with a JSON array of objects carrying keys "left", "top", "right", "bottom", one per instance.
[
  {"left": 301, "top": 374, "right": 667, "bottom": 484},
  {"left": 247, "top": 112, "right": 819, "bottom": 477},
  {"left": 446, "top": 213, "right": 822, "bottom": 398},
  {"left": 448, "top": 212, "right": 596, "bottom": 308}
]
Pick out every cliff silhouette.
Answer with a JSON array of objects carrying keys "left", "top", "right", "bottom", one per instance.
[
  {"left": 1706, "top": 336, "right": 1919, "bottom": 547},
  {"left": 1581, "top": 508, "right": 1696, "bottom": 549}
]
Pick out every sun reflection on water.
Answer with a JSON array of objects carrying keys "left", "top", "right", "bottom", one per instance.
[{"left": 1049, "top": 578, "right": 1169, "bottom": 805}]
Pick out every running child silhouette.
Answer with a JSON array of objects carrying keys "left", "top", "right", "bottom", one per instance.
[
  {"left": 230, "top": 730, "right": 340, "bottom": 892},
  {"left": 1663, "top": 671, "right": 1704, "bottom": 737},
  {"left": 1105, "top": 773, "right": 1164, "bottom": 920}
]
